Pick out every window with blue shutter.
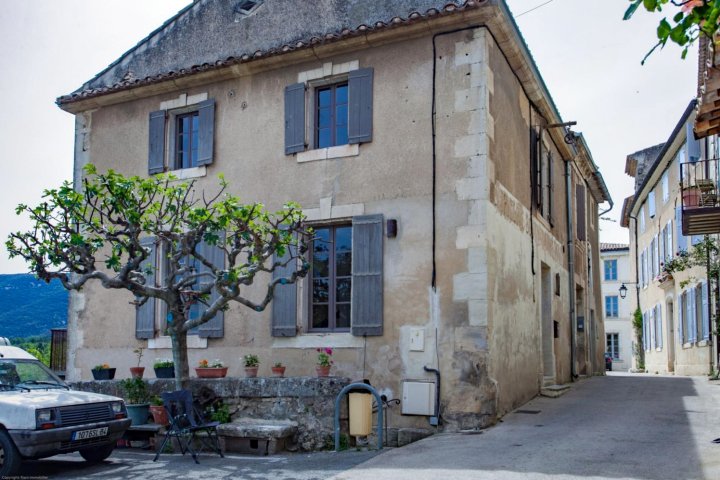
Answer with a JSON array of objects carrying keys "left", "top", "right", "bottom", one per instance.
[
  {"left": 689, "top": 287, "right": 697, "bottom": 343},
  {"left": 648, "top": 191, "right": 656, "bottom": 218},
  {"left": 605, "top": 296, "right": 619, "bottom": 318},
  {"left": 649, "top": 308, "right": 656, "bottom": 349},
  {"left": 655, "top": 304, "right": 663, "bottom": 349},
  {"left": 351, "top": 214, "right": 384, "bottom": 336},
  {"left": 285, "top": 68, "right": 374, "bottom": 155},
  {"left": 604, "top": 260, "right": 617, "bottom": 281},
  {"left": 666, "top": 220, "right": 673, "bottom": 259},
  {"left": 687, "top": 122, "right": 701, "bottom": 162}
]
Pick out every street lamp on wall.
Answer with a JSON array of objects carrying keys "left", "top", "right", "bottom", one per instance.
[{"left": 619, "top": 283, "right": 628, "bottom": 299}]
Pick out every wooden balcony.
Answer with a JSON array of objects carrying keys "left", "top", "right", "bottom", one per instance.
[{"left": 681, "top": 159, "right": 720, "bottom": 235}]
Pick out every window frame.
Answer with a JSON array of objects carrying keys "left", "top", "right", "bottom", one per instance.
[
  {"left": 307, "top": 223, "right": 353, "bottom": 333},
  {"left": 604, "top": 259, "right": 618, "bottom": 281},
  {"left": 168, "top": 104, "right": 203, "bottom": 172},
  {"left": 606, "top": 332, "right": 620, "bottom": 359},
  {"left": 605, "top": 295, "right": 619, "bottom": 318},
  {"left": 174, "top": 110, "right": 200, "bottom": 170},
  {"left": 314, "top": 81, "right": 349, "bottom": 150}
]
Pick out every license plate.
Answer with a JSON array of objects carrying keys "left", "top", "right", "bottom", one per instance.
[{"left": 71, "top": 427, "right": 108, "bottom": 441}]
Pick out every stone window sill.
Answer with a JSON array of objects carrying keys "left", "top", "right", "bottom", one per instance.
[
  {"left": 296, "top": 144, "right": 359, "bottom": 163},
  {"left": 170, "top": 166, "right": 207, "bottom": 180},
  {"left": 148, "top": 335, "right": 207, "bottom": 349},
  {"left": 273, "top": 332, "right": 363, "bottom": 349}
]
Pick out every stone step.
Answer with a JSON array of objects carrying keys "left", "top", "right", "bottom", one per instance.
[
  {"left": 217, "top": 418, "right": 298, "bottom": 455},
  {"left": 540, "top": 384, "right": 571, "bottom": 398},
  {"left": 542, "top": 376, "right": 555, "bottom": 387}
]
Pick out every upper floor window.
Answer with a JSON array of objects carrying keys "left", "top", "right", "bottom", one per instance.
[
  {"left": 175, "top": 111, "right": 200, "bottom": 169},
  {"left": 662, "top": 171, "right": 670, "bottom": 203},
  {"left": 316, "top": 83, "right": 348, "bottom": 148},
  {"left": 285, "top": 67, "right": 373, "bottom": 155},
  {"left": 605, "top": 295, "right": 619, "bottom": 318},
  {"left": 148, "top": 97, "right": 215, "bottom": 175},
  {"left": 604, "top": 259, "right": 617, "bottom": 281}
]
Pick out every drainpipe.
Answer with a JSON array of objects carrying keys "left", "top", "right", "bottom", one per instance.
[{"left": 565, "top": 159, "right": 577, "bottom": 380}]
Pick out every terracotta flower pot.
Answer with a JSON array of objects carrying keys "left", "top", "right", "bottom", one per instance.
[
  {"left": 129, "top": 367, "right": 145, "bottom": 379},
  {"left": 244, "top": 366, "right": 259, "bottom": 378},
  {"left": 683, "top": 187, "right": 701, "bottom": 207},
  {"left": 316, "top": 365, "right": 331, "bottom": 377},
  {"left": 271, "top": 366, "right": 286, "bottom": 377},
  {"left": 195, "top": 367, "right": 228, "bottom": 378},
  {"left": 149, "top": 405, "right": 169, "bottom": 426}
]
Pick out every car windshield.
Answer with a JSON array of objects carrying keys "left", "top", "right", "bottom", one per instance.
[{"left": 0, "top": 359, "right": 66, "bottom": 390}]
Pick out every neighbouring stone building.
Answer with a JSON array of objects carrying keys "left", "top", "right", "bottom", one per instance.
[
  {"left": 622, "top": 100, "right": 714, "bottom": 376},
  {"left": 600, "top": 243, "right": 636, "bottom": 372},
  {"left": 57, "top": 0, "right": 610, "bottom": 433}
]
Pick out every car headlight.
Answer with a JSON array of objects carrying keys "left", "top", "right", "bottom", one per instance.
[
  {"left": 36, "top": 408, "right": 56, "bottom": 429},
  {"left": 110, "top": 401, "right": 124, "bottom": 414}
]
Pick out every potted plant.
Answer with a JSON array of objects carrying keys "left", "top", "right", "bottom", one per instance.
[
  {"left": 153, "top": 358, "right": 175, "bottom": 378},
  {"left": 196, "top": 359, "right": 228, "bottom": 378},
  {"left": 91, "top": 363, "right": 116, "bottom": 380},
  {"left": 149, "top": 395, "right": 169, "bottom": 426},
  {"left": 683, "top": 184, "right": 701, "bottom": 207},
  {"left": 271, "top": 362, "right": 286, "bottom": 377},
  {"left": 119, "top": 377, "right": 150, "bottom": 426},
  {"left": 315, "top": 348, "right": 333, "bottom": 377},
  {"left": 130, "top": 347, "right": 145, "bottom": 379},
  {"left": 243, "top": 354, "right": 260, "bottom": 378}
]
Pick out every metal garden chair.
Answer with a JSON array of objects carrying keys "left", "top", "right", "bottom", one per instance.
[{"left": 153, "top": 389, "right": 224, "bottom": 464}]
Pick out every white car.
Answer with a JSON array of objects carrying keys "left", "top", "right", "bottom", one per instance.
[{"left": 0, "top": 346, "right": 131, "bottom": 476}]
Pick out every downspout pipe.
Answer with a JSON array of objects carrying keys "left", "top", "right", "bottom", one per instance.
[
  {"left": 565, "top": 158, "right": 577, "bottom": 380},
  {"left": 423, "top": 366, "right": 441, "bottom": 426}
]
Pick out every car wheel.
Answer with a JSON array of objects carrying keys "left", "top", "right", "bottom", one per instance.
[
  {"left": 0, "top": 430, "right": 21, "bottom": 477},
  {"left": 79, "top": 443, "right": 116, "bottom": 463}
]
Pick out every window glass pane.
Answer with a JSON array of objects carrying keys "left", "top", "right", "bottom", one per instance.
[
  {"left": 336, "top": 304, "right": 351, "bottom": 329},
  {"left": 178, "top": 116, "right": 189, "bottom": 135},
  {"left": 335, "top": 226, "right": 352, "bottom": 276},
  {"left": 335, "top": 84, "right": 348, "bottom": 105},
  {"left": 182, "top": 134, "right": 190, "bottom": 155},
  {"left": 313, "top": 229, "right": 330, "bottom": 276},
  {"left": 336, "top": 105, "right": 348, "bottom": 127},
  {"left": 318, "top": 107, "right": 331, "bottom": 128},
  {"left": 192, "top": 113, "right": 199, "bottom": 131},
  {"left": 318, "top": 88, "right": 331, "bottom": 107},
  {"left": 313, "top": 307, "right": 329, "bottom": 329},
  {"left": 318, "top": 128, "right": 331, "bottom": 149},
  {"left": 313, "top": 279, "right": 329, "bottom": 303},
  {"left": 336, "top": 278, "right": 351, "bottom": 303},
  {"left": 336, "top": 126, "right": 348, "bottom": 146}
]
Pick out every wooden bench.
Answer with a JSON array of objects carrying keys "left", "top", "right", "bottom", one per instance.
[{"left": 216, "top": 418, "right": 298, "bottom": 455}]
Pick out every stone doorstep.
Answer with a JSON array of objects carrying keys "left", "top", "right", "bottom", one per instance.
[
  {"left": 540, "top": 384, "right": 571, "bottom": 398},
  {"left": 217, "top": 418, "right": 298, "bottom": 456}
]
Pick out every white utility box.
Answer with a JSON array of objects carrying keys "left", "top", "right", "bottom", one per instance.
[{"left": 401, "top": 380, "right": 436, "bottom": 416}]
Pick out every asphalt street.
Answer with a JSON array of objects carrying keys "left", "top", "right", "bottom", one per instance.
[{"left": 14, "top": 372, "right": 720, "bottom": 479}]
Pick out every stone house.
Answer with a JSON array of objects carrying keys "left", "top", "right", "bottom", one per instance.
[
  {"left": 600, "top": 243, "right": 636, "bottom": 372},
  {"left": 57, "top": 0, "right": 610, "bottom": 431},
  {"left": 622, "top": 100, "right": 714, "bottom": 375}
]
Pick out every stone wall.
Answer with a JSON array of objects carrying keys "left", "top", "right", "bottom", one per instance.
[{"left": 70, "top": 376, "right": 351, "bottom": 451}]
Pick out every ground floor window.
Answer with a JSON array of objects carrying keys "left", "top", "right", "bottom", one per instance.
[
  {"left": 310, "top": 224, "right": 352, "bottom": 332},
  {"left": 606, "top": 333, "right": 620, "bottom": 359}
]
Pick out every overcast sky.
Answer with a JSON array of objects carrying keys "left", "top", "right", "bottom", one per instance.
[{"left": 0, "top": 0, "right": 698, "bottom": 273}]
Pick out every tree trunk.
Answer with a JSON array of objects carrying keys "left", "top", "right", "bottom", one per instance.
[{"left": 169, "top": 316, "right": 190, "bottom": 390}]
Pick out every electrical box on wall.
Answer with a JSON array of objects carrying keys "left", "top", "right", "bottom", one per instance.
[
  {"left": 401, "top": 380, "right": 436, "bottom": 416},
  {"left": 409, "top": 328, "right": 424, "bottom": 351}
]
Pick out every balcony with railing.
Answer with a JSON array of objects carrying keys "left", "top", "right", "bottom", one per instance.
[{"left": 680, "top": 158, "right": 720, "bottom": 235}]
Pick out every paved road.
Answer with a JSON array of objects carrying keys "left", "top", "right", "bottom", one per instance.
[
  {"left": 17, "top": 372, "right": 720, "bottom": 479},
  {"left": 333, "top": 372, "right": 720, "bottom": 480}
]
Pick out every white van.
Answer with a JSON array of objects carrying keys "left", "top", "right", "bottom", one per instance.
[{"left": 0, "top": 346, "right": 131, "bottom": 475}]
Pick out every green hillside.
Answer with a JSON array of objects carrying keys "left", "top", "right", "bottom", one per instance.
[{"left": 0, "top": 274, "right": 67, "bottom": 338}]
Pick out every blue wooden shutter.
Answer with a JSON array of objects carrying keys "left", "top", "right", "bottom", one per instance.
[
  {"left": 689, "top": 287, "right": 697, "bottom": 343},
  {"left": 148, "top": 110, "right": 166, "bottom": 175},
  {"left": 679, "top": 293, "right": 685, "bottom": 344},
  {"left": 666, "top": 220, "right": 673, "bottom": 259},
  {"left": 687, "top": 121, "right": 700, "bottom": 162},
  {"left": 702, "top": 281, "right": 710, "bottom": 340},
  {"left": 136, "top": 237, "right": 157, "bottom": 339},
  {"left": 649, "top": 309, "right": 655, "bottom": 349},
  {"left": 197, "top": 99, "right": 215, "bottom": 166},
  {"left": 642, "top": 312, "right": 649, "bottom": 351},
  {"left": 348, "top": 68, "right": 374, "bottom": 144},
  {"left": 271, "top": 241, "right": 298, "bottom": 337},
  {"left": 284, "top": 83, "right": 306, "bottom": 154},
  {"left": 656, "top": 304, "right": 663, "bottom": 349},
  {"left": 659, "top": 228, "right": 666, "bottom": 267},
  {"left": 675, "top": 207, "right": 687, "bottom": 252},
  {"left": 198, "top": 234, "right": 224, "bottom": 338},
  {"left": 351, "top": 214, "right": 384, "bottom": 336}
]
